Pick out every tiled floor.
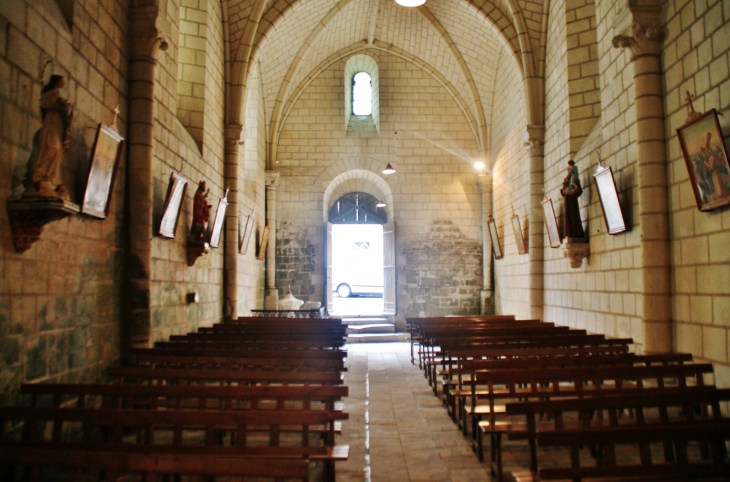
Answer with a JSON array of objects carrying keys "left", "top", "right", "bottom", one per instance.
[{"left": 337, "top": 342, "right": 493, "bottom": 482}]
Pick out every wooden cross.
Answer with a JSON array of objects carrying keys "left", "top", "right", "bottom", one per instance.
[
  {"left": 684, "top": 91, "right": 702, "bottom": 123},
  {"left": 111, "top": 104, "right": 120, "bottom": 130}
]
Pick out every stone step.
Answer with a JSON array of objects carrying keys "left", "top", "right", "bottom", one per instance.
[
  {"left": 346, "top": 333, "right": 410, "bottom": 344},
  {"left": 341, "top": 317, "right": 391, "bottom": 326},
  {"left": 346, "top": 323, "right": 395, "bottom": 335}
]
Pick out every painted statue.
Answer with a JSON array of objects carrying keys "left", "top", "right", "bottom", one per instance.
[
  {"left": 189, "top": 180, "right": 211, "bottom": 243},
  {"left": 560, "top": 160, "right": 585, "bottom": 238},
  {"left": 23, "top": 75, "right": 73, "bottom": 200}
]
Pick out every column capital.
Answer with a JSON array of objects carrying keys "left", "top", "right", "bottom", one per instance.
[
  {"left": 225, "top": 124, "right": 244, "bottom": 154},
  {"left": 524, "top": 124, "right": 545, "bottom": 157},
  {"left": 265, "top": 170, "right": 280, "bottom": 189},
  {"left": 477, "top": 173, "right": 493, "bottom": 194},
  {"left": 128, "top": 6, "right": 167, "bottom": 61},
  {"left": 612, "top": 22, "right": 663, "bottom": 59}
]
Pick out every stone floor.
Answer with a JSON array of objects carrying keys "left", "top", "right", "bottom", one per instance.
[{"left": 336, "top": 342, "right": 494, "bottom": 482}]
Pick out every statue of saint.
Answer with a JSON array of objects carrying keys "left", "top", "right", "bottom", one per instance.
[
  {"left": 23, "top": 75, "right": 73, "bottom": 200},
  {"left": 189, "top": 181, "right": 211, "bottom": 243},
  {"left": 560, "top": 160, "right": 585, "bottom": 239}
]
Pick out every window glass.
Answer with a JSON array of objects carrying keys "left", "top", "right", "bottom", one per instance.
[{"left": 352, "top": 72, "right": 372, "bottom": 115}]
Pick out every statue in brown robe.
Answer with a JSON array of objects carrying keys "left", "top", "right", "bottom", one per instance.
[{"left": 560, "top": 160, "right": 585, "bottom": 239}]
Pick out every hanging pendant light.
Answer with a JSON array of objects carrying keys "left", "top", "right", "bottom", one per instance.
[
  {"left": 382, "top": 163, "right": 396, "bottom": 175},
  {"left": 376, "top": 201, "right": 387, "bottom": 207},
  {"left": 383, "top": 130, "right": 398, "bottom": 175},
  {"left": 396, "top": 0, "right": 426, "bottom": 6}
]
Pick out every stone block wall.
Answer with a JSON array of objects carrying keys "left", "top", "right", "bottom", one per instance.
[
  {"left": 663, "top": 0, "right": 730, "bottom": 386},
  {"left": 0, "top": 0, "right": 127, "bottom": 403},
  {"left": 274, "top": 51, "right": 483, "bottom": 318},
  {"left": 491, "top": 49, "right": 532, "bottom": 318}
]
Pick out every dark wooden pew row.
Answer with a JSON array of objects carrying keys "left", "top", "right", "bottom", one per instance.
[
  {"left": 129, "top": 351, "right": 347, "bottom": 372},
  {"left": 130, "top": 346, "right": 346, "bottom": 360},
  {"left": 531, "top": 421, "right": 730, "bottom": 481},
  {"left": 169, "top": 332, "right": 346, "bottom": 345},
  {"left": 504, "top": 386, "right": 730, "bottom": 482},
  {"left": 442, "top": 353, "right": 693, "bottom": 424},
  {"left": 107, "top": 366, "right": 345, "bottom": 386},
  {"left": 154, "top": 338, "right": 345, "bottom": 351},
  {"left": 468, "top": 363, "right": 715, "bottom": 471},
  {"left": 0, "top": 406, "right": 349, "bottom": 482}
]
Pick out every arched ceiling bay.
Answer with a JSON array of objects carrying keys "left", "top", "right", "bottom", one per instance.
[{"left": 225, "top": 0, "right": 542, "bottom": 154}]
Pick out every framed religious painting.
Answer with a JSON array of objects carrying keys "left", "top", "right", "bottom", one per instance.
[
  {"left": 208, "top": 189, "right": 229, "bottom": 248},
  {"left": 257, "top": 225, "right": 270, "bottom": 260},
  {"left": 511, "top": 214, "right": 527, "bottom": 254},
  {"left": 159, "top": 172, "right": 188, "bottom": 238},
  {"left": 541, "top": 197, "right": 561, "bottom": 248},
  {"left": 80, "top": 124, "right": 124, "bottom": 218},
  {"left": 677, "top": 109, "right": 730, "bottom": 211},
  {"left": 239, "top": 214, "right": 255, "bottom": 254},
  {"left": 487, "top": 216, "right": 503, "bottom": 260},
  {"left": 593, "top": 162, "right": 627, "bottom": 234}
]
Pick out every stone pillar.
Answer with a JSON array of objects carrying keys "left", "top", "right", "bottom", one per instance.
[
  {"left": 525, "top": 125, "right": 545, "bottom": 321},
  {"left": 224, "top": 124, "right": 244, "bottom": 319},
  {"left": 264, "top": 171, "right": 280, "bottom": 309},
  {"left": 478, "top": 173, "right": 494, "bottom": 314},
  {"left": 613, "top": 16, "right": 671, "bottom": 353},
  {"left": 127, "top": 6, "right": 165, "bottom": 349}
]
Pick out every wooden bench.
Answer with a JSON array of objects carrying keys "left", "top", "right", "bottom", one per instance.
[
  {"left": 530, "top": 421, "right": 730, "bottom": 481},
  {"left": 0, "top": 406, "right": 349, "bottom": 482},
  {"left": 107, "top": 366, "right": 345, "bottom": 386},
  {"left": 500, "top": 386, "right": 730, "bottom": 481},
  {"left": 153, "top": 339, "right": 345, "bottom": 350},
  {"left": 467, "top": 363, "right": 714, "bottom": 469},
  {"left": 129, "top": 351, "right": 347, "bottom": 372}
]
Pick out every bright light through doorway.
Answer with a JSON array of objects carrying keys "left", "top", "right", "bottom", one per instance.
[{"left": 332, "top": 224, "right": 384, "bottom": 316}]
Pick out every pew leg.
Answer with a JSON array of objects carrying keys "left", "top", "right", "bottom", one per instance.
[{"left": 529, "top": 436, "right": 538, "bottom": 472}]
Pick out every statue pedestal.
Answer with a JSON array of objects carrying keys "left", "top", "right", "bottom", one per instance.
[
  {"left": 7, "top": 198, "right": 79, "bottom": 253},
  {"left": 264, "top": 289, "right": 279, "bottom": 310},
  {"left": 186, "top": 241, "right": 209, "bottom": 266},
  {"left": 562, "top": 237, "right": 589, "bottom": 269}
]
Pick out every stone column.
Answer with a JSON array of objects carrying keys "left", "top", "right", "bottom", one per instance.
[
  {"left": 613, "top": 17, "right": 671, "bottom": 353},
  {"left": 525, "top": 125, "right": 545, "bottom": 321},
  {"left": 224, "top": 124, "right": 244, "bottom": 319},
  {"left": 264, "top": 171, "right": 280, "bottom": 309},
  {"left": 127, "top": 6, "right": 165, "bottom": 349},
  {"left": 478, "top": 173, "right": 494, "bottom": 314}
]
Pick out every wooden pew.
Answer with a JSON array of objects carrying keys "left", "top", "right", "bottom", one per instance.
[
  {"left": 468, "top": 363, "right": 715, "bottom": 468},
  {"left": 131, "top": 346, "right": 347, "bottom": 360},
  {"left": 129, "top": 351, "right": 347, "bottom": 372},
  {"left": 532, "top": 421, "right": 730, "bottom": 481},
  {"left": 107, "top": 366, "right": 345, "bottom": 386},
  {"left": 0, "top": 406, "right": 349, "bottom": 482},
  {"left": 504, "top": 386, "right": 730, "bottom": 482},
  {"left": 153, "top": 339, "right": 345, "bottom": 350}
]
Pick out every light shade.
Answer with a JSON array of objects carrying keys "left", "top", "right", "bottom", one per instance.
[
  {"left": 382, "top": 163, "right": 396, "bottom": 175},
  {"left": 376, "top": 201, "right": 386, "bottom": 208},
  {"left": 395, "top": 0, "right": 426, "bottom": 6},
  {"left": 474, "top": 161, "right": 485, "bottom": 170}
]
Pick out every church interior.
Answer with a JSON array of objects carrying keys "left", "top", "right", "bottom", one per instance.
[{"left": 1, "top": 0, "right": 730, "bottom": 479}]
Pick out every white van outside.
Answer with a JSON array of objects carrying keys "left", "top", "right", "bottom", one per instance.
[{"left": 332, "top": 224, "right": 383, "bottom": 298}]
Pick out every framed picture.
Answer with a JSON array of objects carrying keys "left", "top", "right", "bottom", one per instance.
[
  {"left": 677, "top": 109, "right": 730, "bottom": 211},
  {"left": 541, "top": 198, "right": 561, "bottom": 248},
  {"left": 257, "top": 225, "right": 270, "bottom": 260},
  {"left": 80, "top": 124, "right": 124, "bottom": 218},
  {"left": 487, "top": 216, "right": 503, "bottom": 260},
  {"left": 208, "top": 189, "right": 229, "bottom": 248},
  {"left": 239, "top": 214, "right": 255, "bottom": 254},
  {"left": 159, "top": 172, "right": 188, "bottom": 238},
  {"left": 511, "top": 214, "right": 527, "bottom": 254},
  {"left": 593, "top": 163, "right": 627, "bottom": 234}
]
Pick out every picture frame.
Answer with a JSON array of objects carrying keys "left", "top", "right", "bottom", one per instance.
[
  {"left": 80, "top": 124, "right": 124, "bottom": 218},
  {"left": 257, "top": 225, "right": 270, "bottom": 260},
  {"left": 159, "top": 172, "right": 188, "bottom": 238},
  {"left": 208, "top": 189, "right": 229, "bottom": 248},
  {"left": 487, "top": 216, "right": 503, "bottom": 260},
  {"left": 541, "top": 198, "right": 561, "bottom": 248},
  {"left": 239, "top": 214, "right": 255, "bottom": 254},
  {"left": 677, "top": 108, "right": 730, "bottom": 211},
  {"left": 511, "top": 214, "right": 527, "bottom": 254},
  {"left": 593, "top": 162, "right": 627, "bottom": 234}
]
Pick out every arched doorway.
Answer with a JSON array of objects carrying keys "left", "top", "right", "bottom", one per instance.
[{"left": 326, "top": 192, "right": 395, "bottom": 316}]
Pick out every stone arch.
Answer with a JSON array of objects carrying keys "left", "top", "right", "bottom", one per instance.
[{"left": 321, "top": 166, "right": 394, "bottom": 223}]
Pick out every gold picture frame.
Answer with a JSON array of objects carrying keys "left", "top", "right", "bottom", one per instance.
[
  {"left": 487, "top": 216, "right": 503, "bottom": 260},
  {"left": 80, "top": 124, "right": 124, "bottom": 219},
  {"left": 593, "top": 162, "right": 627, "bottom": 234},
  {"left": 208, "top": 189, "right": 229, "bottom": 248},
  {"left": 511, "top": 214, "right": 527, "bottom": 254},
  {"left": 239, "top": 214, "right": 255, "bottom": 254},
  {"left": 159, "top": 172, "right": 188, "bottom": 238},
  {"left": 257, "top": 225, "right": 270, "bottom": 260},
  {"left": 541, "top": 197, "right": 561, "bottom": 248}
]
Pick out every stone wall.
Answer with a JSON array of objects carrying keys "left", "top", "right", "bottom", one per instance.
[
  {"left": 0, "top": 0, "right": 127, "bottom": 403},
  {"left": 274, "top": 51, "right": 483, "bottom": 317},
  {"left": 663, "top": 0, "right": 730, "bottom": 386},
  {"left": 490, "top": 48, "right": 531, "bottom": 318}
]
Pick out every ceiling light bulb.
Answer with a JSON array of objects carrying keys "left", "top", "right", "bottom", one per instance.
[
  {"left": 382, "top": 163, "right": 396, "bottom": 175},
  {"left": 395, "top": 0, "right": 426, "bottom": 6},
  {"left": 376, "top": 201, "right": 386, "bottom": 208},
  {"left": 474, "top": 161, "right": 485, "bottom": 170}
]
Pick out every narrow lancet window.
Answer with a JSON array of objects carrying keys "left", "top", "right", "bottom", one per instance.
[{"left": 352, "top": 72, "right": 372, "bottom": 115}]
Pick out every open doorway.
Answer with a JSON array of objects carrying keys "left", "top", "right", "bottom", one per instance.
[{"left": 331, "top": 224, "right": 384, "bottom": 316}]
